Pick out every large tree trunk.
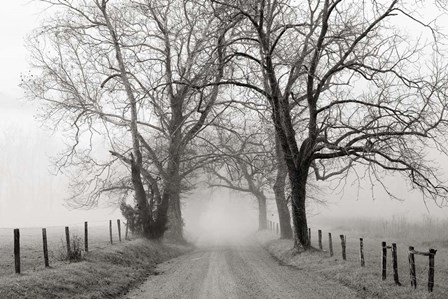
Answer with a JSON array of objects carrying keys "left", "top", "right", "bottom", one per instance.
[
  {"left": 273, "top": 135, "right": 293, "bottom": 239},
  {"left": 273, "top": 170, "right": 293, "bottom": 239},
  {"left": 166, "top": 188, "right": 184, "bottom": 241},
  {"left": 255, "top": 192, "right": 267, "bottom": 230},
  {"left": 162, "top": 139, "right": 185, "bottom": 241},
  {"left": 269, "top": 95, "right": 311, "bottom": 249},
  {"left": 130, "top": 158, "right": 152, "bottom": 238},
  {"left": 289, "top": 167, "right": 310, "bottom": 249}
]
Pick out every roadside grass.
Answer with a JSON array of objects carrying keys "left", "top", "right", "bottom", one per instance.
[
  {"left": 0, "top": 223, "right": 130, "bottom": 276},
  {"left": 258, "top": 224, "right": 448, "bottom": 299},
  {"left": 0, "top": 238, "right": 191, "bottom": 298}
]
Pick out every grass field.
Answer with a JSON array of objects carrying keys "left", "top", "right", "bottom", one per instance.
[
  {"left": 0, "top": 220, "right": 128, "bottom": 277},
  {"left": 262, "top": 216, "right": 448, "bottom": 298},
  {"left": 0, "top": 238, "right": 190, "bottom": 298},
  {"left": 0, "top": 220, "right": 191, "bottom": 298}
]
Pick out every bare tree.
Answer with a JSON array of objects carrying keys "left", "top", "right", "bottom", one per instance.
[
  {"left": 203, "top": 102, "right": 294, "bottom": 237},
  {"left": 204, "top": 115, "right": 271, "bottom": 230},
  {"left": 22, "top": 0, "right": 228, "bottom": 240},
  {"left": 212, "top": 0, "right": 448, "bottom": 250}
]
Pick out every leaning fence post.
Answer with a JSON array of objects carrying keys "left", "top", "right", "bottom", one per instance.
[
  {"left": 428, "top": 248, "right": 436, "bottom": 292},
  {"left": 84, "top": 221, "right": 88, "bottom": 252},
  {"left": 42, "top": 228, "right": 49, "bottom": 267},
  {"left": 360, "top": 238, "right": 365, "bottom": 267},
  {"left": 117, "top": 219, "right": 122, "bottom": 242},
  {"left": 382, "top": 241, "right": 387, "bottom": 280},
  {"left": 14, "top": 229, "right": 20, "bottom": 274},
  {"left": 409, "top": 246, "right": 416, "bottom": 288},
  {"left": 340, "top": 235, "right": 346, "bottom": 260},
  {"left": 328, "top": 233, "right": 333, "bottom": 257},
  {"left": 65, "top": 226, "right": 71, "bottom": 258},
  {"left": 391, "top": 243, "right": 401, "bottom": 285},
  {"left": 109, "top": 220, "right": 113, "bottom": 245},
  {"left": 318, "top": 230, "right": 323, "bottom": 250}
]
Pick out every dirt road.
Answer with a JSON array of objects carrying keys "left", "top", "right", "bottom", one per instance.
[{"left": 123, "top": 239, "right": 359, "bottom": 299}]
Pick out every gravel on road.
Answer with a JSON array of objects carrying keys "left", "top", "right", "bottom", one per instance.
[{"left": 122, "top": 239, "right": 359, "bottom": 299}]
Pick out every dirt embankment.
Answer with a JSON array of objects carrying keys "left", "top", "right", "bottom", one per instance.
[{"left": 0, "top": 239, "right": 191, "bottom": 299}]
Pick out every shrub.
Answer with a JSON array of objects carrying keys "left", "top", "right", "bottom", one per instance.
[{"left": 57, "top": 233, "right": 84, "bottom": 262}]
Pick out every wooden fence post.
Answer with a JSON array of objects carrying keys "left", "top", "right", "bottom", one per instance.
[
  {"left": 382, "top": 241, "right": 387, "bottom": 280},
  {"left": 84, "top": 221, "right": 88, "bottom": 252},
  {"left": 42, "top": 228, "right": 49, "bottom": 268},
  {"left": 360, "top": 238, "right": 365, "bottom": 267},
  {"left": 125, "top": 222, "right": 129, "bottom": 240},
  {"left": 340, "top": 235, "right": 346, "bottom": 260},
  {"left": 391, "top": 243, "right": 401, "bottom": 285},
  {"left": 428, "top": 249, "right": 436, "bottom": 292},
  {"left": 109, "top": 220, "right": 113, "bottom": 244},
  {"left": 117, "top": 219, "right": 122, "bottom": 242},
  {"left": 65, "top": 226, "right": 71, "bottom": 258},
  {"left": 328, "top": 233, "right": 333, "bottom": 257},
  {"left": 14, "top": 229, "right": 20, "bottom": 274},
  {"left": 308, "top": 228, "right": 311, "bottom": 244},
  {"left": 318, "top": 230, "right": 322, "bottom": 250},
  {"left": 409, "top": 246, "right": 416, "bottom": 288}
]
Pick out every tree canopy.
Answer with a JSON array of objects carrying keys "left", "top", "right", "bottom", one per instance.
[{"left": 23, "top": 0, "right": 448, "bottom": 249}]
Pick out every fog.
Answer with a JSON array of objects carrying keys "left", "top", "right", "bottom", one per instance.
[
  {"left": 1, "top": 92, "right": 447, "bottom": 233},
  {"left": 183, "top": 188, "right": 259, "bottom": 246},
  {"left": 0, "top": 95, "right": 122, "bottom": 228},
  {"left": 1, "top": 90, "right": 447, "bottom": 237}
]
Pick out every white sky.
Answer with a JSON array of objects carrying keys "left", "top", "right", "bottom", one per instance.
[
  {"left": 0, "top": 1, "right": 447, "bottom": 230},
  {"left": 0, "top": 1, "right": 122, "bottom": 228},
  {"left": 0, "top": 1, "right": 39, "bottom": 97}
]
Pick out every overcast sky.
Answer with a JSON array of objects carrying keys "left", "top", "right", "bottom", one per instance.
[{"left": 0, "top": 1, "right": 447, "bottom": 231}]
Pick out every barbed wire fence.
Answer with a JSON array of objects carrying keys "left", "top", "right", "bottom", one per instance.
[
  {"left": 267, "top": 220, "right": 448, "bottom": 294},
  {"left": 0, "top": 218, "right": 133, "bottom": 276}
]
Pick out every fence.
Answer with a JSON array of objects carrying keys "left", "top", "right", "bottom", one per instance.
[
  {"left": 267, "top": 221, "right": 445, "bottom": 294},
  {"left": 1, "top": 219, "right": 130, "bottom": 276}
]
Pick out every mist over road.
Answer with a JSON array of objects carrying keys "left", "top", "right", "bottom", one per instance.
[{"left": 123, "top": 238, "right": 357, "bottom": 299}]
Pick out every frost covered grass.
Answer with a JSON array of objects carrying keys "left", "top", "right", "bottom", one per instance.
[
  {"left": 0, "top": 238, "right": 190, "bottom": 298},
  {"left": 258, "top": 227, "right": 448, "bottom": 299}
]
